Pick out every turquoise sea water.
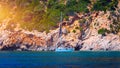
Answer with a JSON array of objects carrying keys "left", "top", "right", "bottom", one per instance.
[{"left": 0, "top": 51, "right": 120, "bottom": 68}]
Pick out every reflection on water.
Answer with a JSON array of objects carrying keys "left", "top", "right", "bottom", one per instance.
[{"left": 0, "top": 51, "right": 120, "bottom": 68}]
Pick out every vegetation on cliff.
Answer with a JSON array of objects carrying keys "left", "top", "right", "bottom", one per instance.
[
  {"left": 0, "top": 0, "right": 119, "bottom": 34},
  {"left": 0, "top": 0, "right": 90, "bottom": 32},
  {"left": 92, "top": 0, "right": 118, "bottom": 11}
]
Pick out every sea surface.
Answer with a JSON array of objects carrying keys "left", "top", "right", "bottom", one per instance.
[{"left": 0, "top": 51, "right": 120, "bottom": 68}]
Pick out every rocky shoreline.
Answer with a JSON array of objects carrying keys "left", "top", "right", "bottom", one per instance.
[{"left": 0, "top": 29, "right": 119, "bottom": 51}]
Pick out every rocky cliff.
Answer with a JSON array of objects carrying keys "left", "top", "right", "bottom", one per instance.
[
  {"left": 0, "top": 9, "right": 120, "bottom": 51},
  {"left": 0, "top": 0, "right": 120, "bottom": 51}
]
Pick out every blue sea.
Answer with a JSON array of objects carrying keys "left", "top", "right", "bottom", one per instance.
[{"left": 0, "top": 51, "right": 120, "bottom": 68}]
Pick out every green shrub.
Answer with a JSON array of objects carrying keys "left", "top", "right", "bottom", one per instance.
[
  {"left": 66, "top": 0, "right": 90, "bottom": 14},
  {"left": 75, "top": 26, "right": 79, "bottom": 29},
  {"left": 79, "top": 27, "right": 83, "bottom": 31},
  {"left": 72, "top": 30, "right": 76, "bottom": 33},
  {"left": 98, "top": 28, "right": 109, "bottom": 35},
  {"left": 79, "top": 19, "right": 86, "bottom": 24},
  {"left": 75, "top": 26, "right": 83, "bottom": 31},
  {"left": 64, "top": 16, "right": 69, "bottom": 21},
  {"left": 92, "top": 0, "right": 118, "bottom": 11}
]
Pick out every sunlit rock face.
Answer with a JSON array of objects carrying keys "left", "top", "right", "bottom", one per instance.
[
  {"left": 0, "top": 31, "right": 47, "bottom": 51},
  {"left": 81, "top": 34, "right": 120, "bottom": 51},
  {"left": 118, "top": 1, "right": 120, "bottom": 9}
]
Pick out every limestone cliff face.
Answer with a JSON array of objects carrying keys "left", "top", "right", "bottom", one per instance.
[
  {"left": 91, "top": 11, "right": 111, "bottom": 30},
  {"left": 118, "top": 1, "right": 120, "bottom": 9},
  {"left": 0, "top": 0, "right": 120, "bottom": 51}
]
